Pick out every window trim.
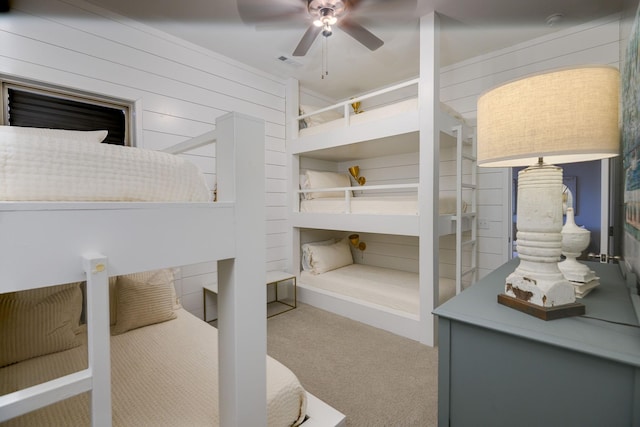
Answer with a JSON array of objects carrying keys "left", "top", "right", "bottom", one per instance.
[{"left": 1, "top": 78, "right": 134, "bottom": 146}]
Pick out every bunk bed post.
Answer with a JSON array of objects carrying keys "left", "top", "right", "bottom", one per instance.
[
  {"left": 83, "top": 253, "right": 112, "bottom": 427},
  {"left": 455, "top": 126, "right": 464, "bottom": 294},
  {"left": 215, "top": 112, "right": 267, "bottom": 427},
  {"left": 287, "top": 78, "right": 302, "bottom": 278},
  {"left": 418, "top": 12, "right": 440, "bottom": 347}
]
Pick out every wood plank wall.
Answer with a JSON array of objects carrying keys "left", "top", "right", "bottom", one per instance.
[{"left": 0, "top": 0, "right": 288, "bottom": 320}]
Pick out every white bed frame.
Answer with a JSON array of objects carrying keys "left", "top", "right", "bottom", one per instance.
[
  {"left": 285, "top": 44, "right": 479, "bottom": 346},
  {"left": 0, "top": 112, "right": 345, "bottom": 427}
]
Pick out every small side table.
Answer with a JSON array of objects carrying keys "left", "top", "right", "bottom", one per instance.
[
  {"left": 203, "top": 272, "right": 297, "bottom": 322},
  {"left": 266, "top": 271, "right": 297, "bottom": 318},
  {"left": 202, "top": 283, "right": 218, "bottom": 323}
]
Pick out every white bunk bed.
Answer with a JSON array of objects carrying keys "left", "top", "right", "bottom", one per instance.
[
  {"left": 0, "top": 114, "right": 345, "bottom": 427},
  {"left": 286, "top": 79, "right": 478, "bottom": 345}
]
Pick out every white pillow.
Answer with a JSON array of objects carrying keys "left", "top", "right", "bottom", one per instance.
[
  {"left": 301, "top": 238, "right": 336, "bottom": 271},
  {"left": 299, "top": 174, "right": 310, "bottom": 200},
  {"left": 300, "top": 104, "right": 343, "bottom": 127},
  {"left": 0, "top": 125, "right": 108, "bottom": 143},
  {"left": 305, "top": 170, "right": 352, "bottom": 199},
  {"left": 308, "top": 238, "right": 353, "bottom": 275}
]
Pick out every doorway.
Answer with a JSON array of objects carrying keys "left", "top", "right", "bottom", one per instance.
[{"left": 510, "top": 159, "right": 609, "bottom": 259}]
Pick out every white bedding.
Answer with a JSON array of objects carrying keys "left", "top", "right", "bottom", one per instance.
[
  {"left": 299, "top": 98, "right": 417, "bottom": 137},
  {"left": 301, "top": 195, "right": 417, "bottom": 215},
  {"left": 300, "top": 195, "right": 465, "bottom": 215},
  {"left": 0, "top": 309, "right": 307, "bottom": 427},
  {"left": 0, "top": 134, "right": 211, "bottom": 202},
  {"left": 300, "top": 264, "right": 456, "bottom": 315}
]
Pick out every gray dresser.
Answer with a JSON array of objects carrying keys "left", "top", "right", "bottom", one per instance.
[{"left": 434, "top": 259, "right": 640, "bottom": 427}]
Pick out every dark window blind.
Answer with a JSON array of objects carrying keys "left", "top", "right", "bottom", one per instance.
[{"left": 7, "top": 88, "right": 127, "bottom": 145}]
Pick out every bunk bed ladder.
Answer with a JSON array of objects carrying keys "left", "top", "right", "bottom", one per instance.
[
  {"left": 454, "top": 125, "right": 478, "bottom": 295},
  {"left": 0, "top": 255, "right": 112, "bottom": 426}
]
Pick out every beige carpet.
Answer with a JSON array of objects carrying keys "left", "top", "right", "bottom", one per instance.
[{"left": 267, "top": 303, "right": 439, "bottom": 427}]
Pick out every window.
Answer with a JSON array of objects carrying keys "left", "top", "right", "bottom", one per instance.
[{"left": 2, "top": 81, "right": 131, "bottom": 146}]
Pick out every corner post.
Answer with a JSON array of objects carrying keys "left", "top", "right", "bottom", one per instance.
[{"left": 216, "top": 112, "right": 267, "bottom": 427}]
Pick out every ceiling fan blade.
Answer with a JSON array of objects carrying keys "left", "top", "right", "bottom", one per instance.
[
  {"left": 337, "top": 20, "right": 384, "bottom": 51},
  {"left": 236, "top": 0, "right": 307, "bottom": 24},
  {"left": 293, "top": 25, "right": 322, "bottom": 56}
]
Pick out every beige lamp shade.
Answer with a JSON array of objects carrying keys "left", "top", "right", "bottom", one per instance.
[{"left": 477, "top": 66, "right": 620, "bottom": 167}]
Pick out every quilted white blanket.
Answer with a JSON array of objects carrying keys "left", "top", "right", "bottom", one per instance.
[
  {"left": 0, "top": 134, "right": 210, "bottom": 202},
  {"left": 0, "top": 309, "right": 307, "bottom": 427},
  {"left": 300, "top": 195, "right": 466, "bottom": 215},
  {"left": 301, "top": 264, "right": 457, "bottom": 315}
]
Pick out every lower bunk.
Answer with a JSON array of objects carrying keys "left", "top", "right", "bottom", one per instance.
[
  {"left": 298, "top": 266, "right": 456, "bottom": 343},
  {"left": 0, "top": 290, "right": 344, "bottom": 427},
  {"left": 297, "top": 236, "right": 459, "bottom": 342}
]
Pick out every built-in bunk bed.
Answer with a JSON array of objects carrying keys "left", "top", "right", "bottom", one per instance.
[
  {"left": 286, "top": 79, "right": 478, "bottom": 346},
  {"left": 0, "top": 113, "right": 345, "bottom": 427}
]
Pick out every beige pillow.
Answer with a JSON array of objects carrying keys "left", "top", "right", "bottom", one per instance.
[
  {"left": 309, "top": 238, "right": 354, "bottom": 275},
  {"left": 111, "top": 269, "right": 177, "bottom": 335},
  {"left": 305, "top": 170, "right": 352, "bottom": 199},
  {"left": 0, "top": 284, "right": 83, "bottom": 367},
  {"left": 0, "top": 125, "right": 107, "bottom": 143}
]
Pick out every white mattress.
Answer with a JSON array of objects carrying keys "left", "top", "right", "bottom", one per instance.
[
  {"left": 299, "top": 98, "right": 418, "bottom": 137},
  {"left": 300, "top": 195, "right": 463, "bottom": 215},
  {"left": 301, "top": 195, "right": 417, "bottom": 215},
  {"left": 300, "top": 264, "right": 456, "bottom": 315},
  {"left": 0, "top": 309, "right": 307, "bottom": 427},
  {"left": 0, "top": 136, "right": 211, "bottom": 202}
]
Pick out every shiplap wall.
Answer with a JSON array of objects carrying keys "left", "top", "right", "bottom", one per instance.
[
  {"left": 439, "top": 13, "right": 621, "bottom": 279},
  {"left": 0, "top": 0, "right": 288, "bottom": 320}
]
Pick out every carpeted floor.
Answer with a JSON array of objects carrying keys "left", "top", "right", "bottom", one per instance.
[{"left": 267, "top": 303, "right": 439, "bottom": 427}]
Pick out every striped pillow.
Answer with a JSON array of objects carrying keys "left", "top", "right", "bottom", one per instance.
[
  {"left": 0, "top": 283, "right": 83, "bottom": 367},
  {"left": 111, "top": 269, "right": 178, "bottom": 335}
]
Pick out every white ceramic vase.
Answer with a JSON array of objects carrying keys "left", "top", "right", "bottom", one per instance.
[{"left": 558, "top": 208, "right": 595, "bottom": 283}]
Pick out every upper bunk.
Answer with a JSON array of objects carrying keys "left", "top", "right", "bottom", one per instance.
[
  {"left": 0, "top": 112, "right": 268, "bottom": 427},
  {"left": 288, "top": 78, "right": 474, "bottom": 155},
  {"left": 0, "top": 113, "right": 262, "bottom": 292}
]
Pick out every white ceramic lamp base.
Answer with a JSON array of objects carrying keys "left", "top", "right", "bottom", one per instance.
[{"left": 506, "top": 165, "right": 577, "bottom": 308}]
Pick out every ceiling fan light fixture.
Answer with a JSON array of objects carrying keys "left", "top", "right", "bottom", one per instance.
[
  {"left": 308, "top": 0, "right": 345, "bottom": 19},
  {"left": 313, "top": 7, "right": 338, "bottom": 27}
]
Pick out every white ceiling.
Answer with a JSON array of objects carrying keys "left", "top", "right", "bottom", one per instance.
[{"left": 86, "top": 0, "right": 622, "bottom": 99}]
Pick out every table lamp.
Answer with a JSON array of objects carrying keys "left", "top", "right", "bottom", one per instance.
[{"left": 477, "top": 66, "right": 620, "bottom": 320}]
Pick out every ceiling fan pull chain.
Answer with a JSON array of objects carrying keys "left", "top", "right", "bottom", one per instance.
[{"left": 322, "top": 35, "right": 329, "bottom": 79}]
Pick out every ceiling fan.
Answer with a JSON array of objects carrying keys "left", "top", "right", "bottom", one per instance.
[{"left": 237, "top": 0, "right": 416, "bottom": 57}]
